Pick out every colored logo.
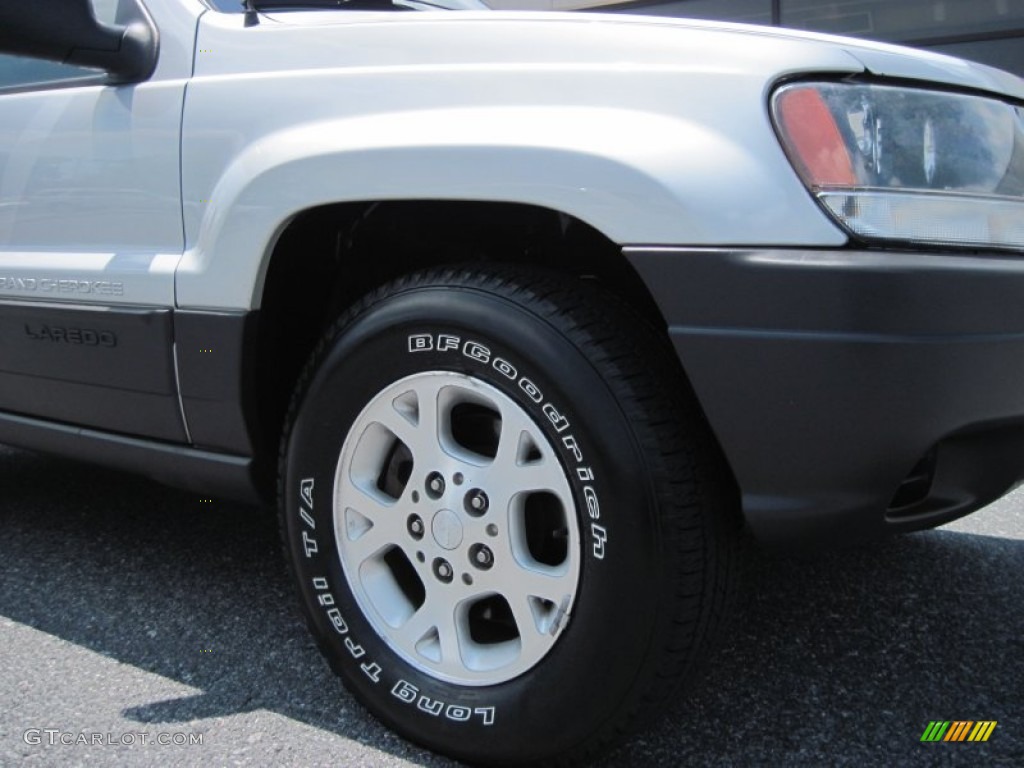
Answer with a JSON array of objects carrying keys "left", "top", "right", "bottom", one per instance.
[{"left": 920, "top": 721, "right": 997, "bottom": 742}]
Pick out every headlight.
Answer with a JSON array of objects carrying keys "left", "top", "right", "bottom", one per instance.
[{"left": 772, "top": 81, "right": 1024, "bottom": 251}]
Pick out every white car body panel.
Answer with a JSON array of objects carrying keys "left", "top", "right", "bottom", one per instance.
[
  {"left": 0, "top": 83, "right": 186, "bottom": 305},
  {"left": 177, "top": 10, "right": 868, "bottom": 309},
  {"left": 0, "top": 0, "right": 204, "bottom": 307},
  {"left": 2, "top": 2, "right": 1023, "bottom": 311}
]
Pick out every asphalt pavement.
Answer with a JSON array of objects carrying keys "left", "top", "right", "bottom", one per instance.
[{"left": 1, "top": 443, "right": 1021, "bottom": 767}]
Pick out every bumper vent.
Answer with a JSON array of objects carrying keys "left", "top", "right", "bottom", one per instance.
[{"left": 887, "top": 449, "right": 937, "bottom": 518}]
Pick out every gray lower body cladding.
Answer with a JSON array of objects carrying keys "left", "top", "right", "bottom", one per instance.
[{"left": 626, "top": 246, "right": 1024, "bottom": 545}]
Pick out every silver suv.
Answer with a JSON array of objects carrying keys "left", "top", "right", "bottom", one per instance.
[{"left": 1, "top": 0, "right": 1023, "bottom": 763}]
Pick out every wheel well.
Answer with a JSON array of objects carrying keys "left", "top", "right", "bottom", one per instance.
[{"left": 252, "top": 200, "right": 667, "bottom": 464}]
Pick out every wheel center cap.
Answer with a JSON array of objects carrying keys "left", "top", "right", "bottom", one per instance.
[{"left": 431, "top": 509, "right": 464, "bottom": 550}]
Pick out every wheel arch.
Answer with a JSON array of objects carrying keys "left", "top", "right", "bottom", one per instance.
[
  {"left": 176, "top": 103, "right": 845, "bottom": 311},
  {"left": 248, "top": 200, "right": 678, "bottom": 470}
]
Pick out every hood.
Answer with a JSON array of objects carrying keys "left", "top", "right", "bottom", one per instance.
[{"left": 246, "top": 9, "right": 1024, "bottom": 101}]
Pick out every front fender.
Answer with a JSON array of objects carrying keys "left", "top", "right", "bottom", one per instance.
[
  {"left": 177, "top": 103, "right": 844, "bottom": 310},
  {"left": 176, "top": 11, "right": 863, "bottom": 311}
]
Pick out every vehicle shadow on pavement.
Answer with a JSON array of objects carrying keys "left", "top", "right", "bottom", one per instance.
[{"left": 1, "top": 445, "right": 1020, "bottom": 766}]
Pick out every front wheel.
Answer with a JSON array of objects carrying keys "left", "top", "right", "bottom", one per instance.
[{"left": 280, "top": 267, "right": 737, "bottom": 765}]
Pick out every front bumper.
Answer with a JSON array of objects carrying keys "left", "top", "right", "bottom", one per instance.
[{"left": 626, "top": 247, "right": 1024, "bottom": 546}]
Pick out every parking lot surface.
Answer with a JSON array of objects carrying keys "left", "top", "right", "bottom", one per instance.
[{"left": 1, "top": 444, "right": 1020, "bottom": 767}]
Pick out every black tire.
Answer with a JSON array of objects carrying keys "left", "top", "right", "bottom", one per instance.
[{"left": 279, "top": 266, "right": 737, "bottom": 766}]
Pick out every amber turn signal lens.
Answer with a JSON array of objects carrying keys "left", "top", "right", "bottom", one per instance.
[{"left": 774, "top": 86, "right": 856, "bottom": 187}]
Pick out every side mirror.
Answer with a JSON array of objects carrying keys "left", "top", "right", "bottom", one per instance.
[{"left": 0, "top": 0, "right": 158, "bottom": 84}]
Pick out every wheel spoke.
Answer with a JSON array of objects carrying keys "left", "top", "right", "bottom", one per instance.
[
  {"left": 512, "top": 457, "right": 570, "bottom": 494},
  {"left": 337, "top": 473, "right": 394, "bottom": 521},
  {"left": 488, "top": 399, "right": 561, "bottom": 486},
  {"left": 354, "top": 376, "right": 445, "bottom": 471},
  {"left": 507, "top": 593, "right": 559, "bottom": 657},
  {"left": 335, "top": 471, "right": 417, "bottom": 570},
  {"left": 393, "top": 604, "right": 438, "bottom": 648},
  {"left": 507, "top": 563, "right": 576, "bottom": 608},
  {"left": 492, "top": 399, "right": 540, "bottom": 465},
  {"left": 436, "top": 606, "right": 464, "bottom": 668},
  {"left": 374, "top": 380, "right": 443, "bottom": 463},
  {"left": 394, "top": 589, "right": 463, "bottom": 669},
  {"left": 341, "top": 515, "right": 397, "bottom": 563}
]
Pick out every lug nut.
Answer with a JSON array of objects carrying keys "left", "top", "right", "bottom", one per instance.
[
  {"left": 426, "top": 471, "right": 446, "bottom": 499},
  {"left": 469, "top": 543, "right": 494, "bottom": 570},
  {"left": 464, "top": 489, "right": 489, "bottom": 517},
  {"left": 433, "top": 558, "right": 454, "bottom": 583},
  {"left": 407, "top": 514, "right": 425, "bottom": 540}
]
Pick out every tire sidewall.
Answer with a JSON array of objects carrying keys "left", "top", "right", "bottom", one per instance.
[{"left": 283, "top": 283, "right": 667, "bottom": 762}]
